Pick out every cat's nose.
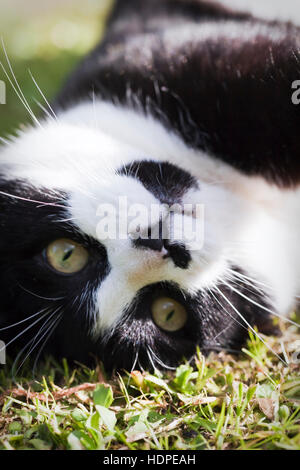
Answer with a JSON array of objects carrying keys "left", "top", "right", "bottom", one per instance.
[
  {"left": 133, "top": 237, "right": 191, "bottom": 269},
  {"left": 133, "top": 237, "right": 165, "bottom": 252}
]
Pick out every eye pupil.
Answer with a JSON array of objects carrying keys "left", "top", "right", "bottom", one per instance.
[
  {"left": 62, "top": 249, "right": 73, "bottom": 262},
  {"left": 166, "top": 310, "right": 175, "bottom": 322}
]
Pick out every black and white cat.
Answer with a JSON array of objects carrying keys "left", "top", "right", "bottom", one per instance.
[{"left": 0, "top": 0, "right": 300, "bottom": 371}]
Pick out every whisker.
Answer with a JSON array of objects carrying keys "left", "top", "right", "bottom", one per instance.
[
  {"left": 208, "top": 288, "right": 249, "bottom": 334},
  {"left": 279, "top": 339, "right": 290, "bottom": 365},
  {"left": 0, "top": 38, "right": 41, "bottom": 127},
  {"left": 147, "top": 348, "right": 160, "bottom": 373},
  {"left": 0, "top": 310, "right": 51, "bottom": 353},
  {"left": 34, "top": 99, "right": 55, "bottom": 122},
  {"left": 11, "top": 308, "right": 59, "bottom": 375},
  {"left": 32, "top": 312, "right": 63, "bottom": 376},
  {"left": 0, "top": 190, "right": 66, "bottom": 208},
  {"left": 14, "top": 308, "right": 61, "bottom": 376},
  {"left": 126, "top": 349, "right": 140, "bottom": 387},
  {"left": 17, "top": 283, "right": 65, "bottom": 302},
  {"left": 214, "top": 285, "right": 288, "bottom": 366},
  {"left": 0, "top": 59, "right": 39, "bottom": 126},
  {"left": 147, "top": 345, "right": 177, "bottom": 371},
  {"left": 227, "top": 268, "right": 273, "bottom": 293},
  {"left": 11, "top": 335, "right": 36, "bottom": 376},
  {"left": 0, "top": 136, "right": 10, "bottom": 145},
  {"left": 28, "top": 69, "right": 57, "bottom": 120},
  {"left": 0, "top": 307, "right": 50, "bottom": 332},
  {"left": 225, "top": 269, "right": 266, "bottom": 297},
  {"left": 212, "top": 320, "right": 237, "bottom": 342},
  {"left": 137, "top": 358, "right": 145, "bottom": 373},
  {"left": 222, "top": 280, "right": 300, "bottom": 328},
  {"left": 131, "top": 350, "right": 139, "bottom": 373}
]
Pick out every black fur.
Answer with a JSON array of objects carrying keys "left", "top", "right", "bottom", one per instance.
[
  {"left": 0, "top": 180, "right": 110, "bottom": 365},
  {"left": 56, "top": 0, "right": 300, "bottom": 187},
  {"left": 118, "top": 160, "right": 198, "bottom": 204}
]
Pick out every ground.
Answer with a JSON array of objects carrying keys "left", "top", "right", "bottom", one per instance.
[
  {"left": 0, "top": 0, "right": 299, "bottom": 451},
  {"left": 0, "top": 323, "right": 300, "bottom": 450}
]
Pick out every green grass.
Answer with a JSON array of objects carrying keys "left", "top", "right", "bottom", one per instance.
[
  {"left": 0, "top": 321, "right": 300, "bottom": 450},
  {"left": 0, "top": 0, "right": 112, "bottom": 136},
  {"left": 0, "top": 0, "right": 300, "bottom": 451}
]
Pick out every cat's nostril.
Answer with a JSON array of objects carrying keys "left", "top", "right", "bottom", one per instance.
[
  {"left": 133, "top": 237, "right": 191, "bottom": 269},
  {"left": 133, "top": 237, "right": 164, "bottom": 252}
]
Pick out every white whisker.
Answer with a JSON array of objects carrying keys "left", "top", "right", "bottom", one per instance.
[
  {"left": 0, "top": 307, "right": 50, "bottom": 332},
  {"left": 14, "top": 308, "right": 62, "bottom": 375},
  {"left": 0, "top": 190, "right": 66, "bottom": 208},
  {"left": 147, "top": 345, "right": 177, "bottom": 370},
  {"left": 222, "top": 280, "right": 300, "bottom": 328},
  {"left": 208, "top": 287, "right": 249, "bottom": 334},
  {"left": 17, "top": 283, "right": 65, "bottom": 301},
  {"left": 34, "top": 99, "right": 56, "bottom": 122},
  {"left": 214, "top": 285, "right": 288, "bottom": 366},
  {"left": 11, "top": 308, "right": 59, "bottom": 375},
  {"left": 29, "top": 69, "right": 57, "bottom": 120},
  {"left": 0, "top": 310, "right": 51, "bottom": 353},
  {"left": 1, "top": 38, "right": 41, "bottom": 127},
  {"left": 0, "top": 136, "right": 10, "bottom": 145},
  {"left": 33, "top": 312, "right": 63, "bottom": 375},
  {"left": 227, "top": 268, "right": 273, "bottom": 293}
]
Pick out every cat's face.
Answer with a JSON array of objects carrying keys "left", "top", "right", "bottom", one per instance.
[{"left": 0, "top": 102, "right": 274, "bottom": 371}]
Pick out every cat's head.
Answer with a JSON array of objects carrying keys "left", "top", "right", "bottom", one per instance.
[{"left": 0, "top": 101, "right": 274, "bottom": 371}]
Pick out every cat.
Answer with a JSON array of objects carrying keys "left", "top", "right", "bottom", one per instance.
[{"left": 0, "top": 0, "right": 300, "bottom": 372}]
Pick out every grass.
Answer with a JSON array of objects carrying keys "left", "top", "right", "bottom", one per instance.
[
  {"left": 0, "top": 319, "right": 300, "bottom": 450},
  {"left": 0, "top": 0, "right": 300, "bottom": 451},
  {"left": 0, "top": 0, "right": 112, "bottom": 136}
]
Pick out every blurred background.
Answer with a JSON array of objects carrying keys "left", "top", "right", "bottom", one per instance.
[{"left": 0, "top": 0, "right": 112, "bottom": 136}]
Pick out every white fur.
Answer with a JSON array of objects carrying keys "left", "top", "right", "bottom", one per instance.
[
  {"left": 217, "top": 0, "right": 300, "bottom": 25},
  {"left": 1, "top": 98, "right": 300, "bottom": 334}
]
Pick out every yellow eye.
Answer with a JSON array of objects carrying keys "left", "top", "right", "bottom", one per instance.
[
  {"left": 151, "top": 297, "right": 188, "bottom": 332},
  {"left": 46, "top": 239, "right": 89, "bottom": 274}
]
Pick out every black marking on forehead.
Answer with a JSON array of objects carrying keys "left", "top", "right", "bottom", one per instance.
[{"left": 118, "top": 160, "right": 198, "bottom": 204}]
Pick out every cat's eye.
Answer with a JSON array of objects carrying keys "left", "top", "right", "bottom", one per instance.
[
  {"left": 46, "top": 239, "right": 89, "bottom": 274},
  {"left": 151, "top": 297, "right": 187, "bottom": 332}
]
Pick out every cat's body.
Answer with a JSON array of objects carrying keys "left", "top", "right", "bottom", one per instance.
[{"left": 0, "top": 0, "right": 300, "bottom": 370}]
